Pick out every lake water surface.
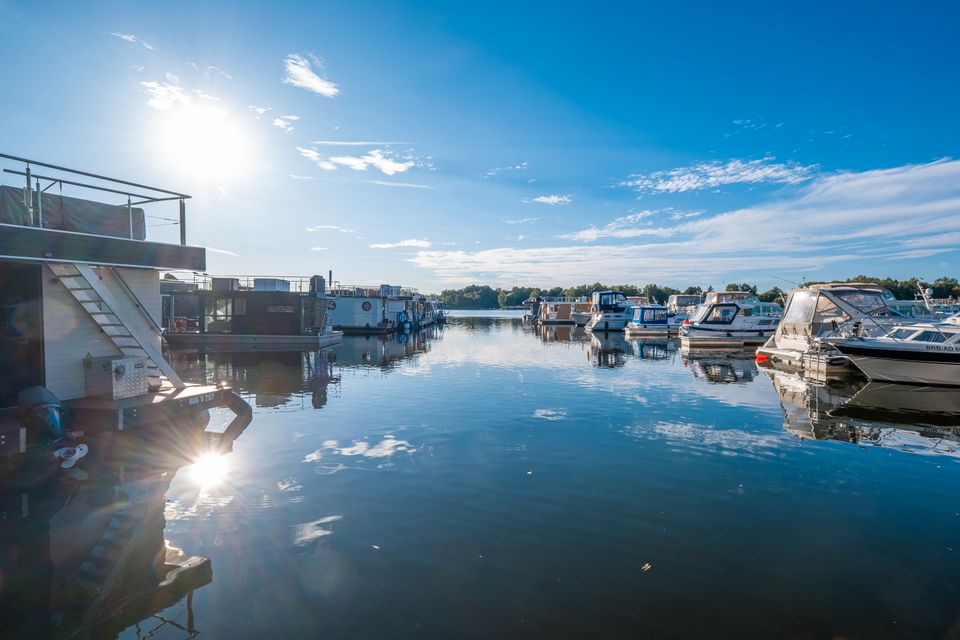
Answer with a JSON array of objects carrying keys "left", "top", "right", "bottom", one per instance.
[{"left": 6, "top": 315, "right": 960, "bottom": 639}]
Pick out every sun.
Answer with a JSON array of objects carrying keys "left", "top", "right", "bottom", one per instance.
[
  {"left": 154, "top": 103, "right": 251, "bottom": 183},
  {"left": 189, "top": 452, "right": 230, "bottom": 489}
]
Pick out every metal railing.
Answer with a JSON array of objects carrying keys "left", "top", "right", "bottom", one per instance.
[{"left": 0, "top": 152, "right": 191, "bottom": 245}]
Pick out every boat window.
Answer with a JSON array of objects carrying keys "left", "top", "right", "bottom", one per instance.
[
  {"left": 641, "top": 308, "right": 667, "bottom": 322},
  {"left": 204, "top": 296, "right": 237, "bottom": 333},
  {"left": 758, "top": 319, "right": 775, "bottom": 325},
  {"left": 889, "top": 328, "right": 916, "bottom": 340},
  {"left": 703, "top": 304, "right": 738, "bottom": 324},
  {"left": 781, "top": 291, "right": 817, "bottom": 324},
  {"left": 912, "top": 330, "right": 947, "bottom": 343},
  {"left": 741, "top": 307, "right": 753, "bottom": 316},
  {"left": 813, "top": 296, "right": 849, "bottom": 323},
  {"left": 832, "top": 290, "right": 889, "bottom": 314}
]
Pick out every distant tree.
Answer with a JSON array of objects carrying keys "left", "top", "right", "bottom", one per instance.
[
  {"left": 724, "top": 282, "right": 757, "bottom": 294},
  {"left": 682, "top": 286, "right": 703, "bottom": 295},
  {"left": 757, "top": 287, "right": 784, "bottom": 303}
]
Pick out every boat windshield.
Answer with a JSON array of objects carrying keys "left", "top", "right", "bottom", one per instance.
[
  {"left": 702, "top": 304, "right": 739, "bottom": 324},
  {"left": 831, "top": 289, "right": 891, "bottom": 315}
]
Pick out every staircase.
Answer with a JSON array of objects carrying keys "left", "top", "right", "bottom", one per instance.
[{"left": 47, "top": 263, "right": 185, "bottom": 390}]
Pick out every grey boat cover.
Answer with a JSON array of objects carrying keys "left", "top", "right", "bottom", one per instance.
[{"left": 0, "top": 185, "right": 146, "bottom": 240}]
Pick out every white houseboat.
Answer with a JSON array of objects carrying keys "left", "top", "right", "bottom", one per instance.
[
  {"left": 585, "top": 291, "right": 634, "bottom": 332},
  {"left": 679, "top": 291, "right": 782, "bottom": 349},
  {"left": 0, "top": 153, "right": 250, "bottom": 461}
]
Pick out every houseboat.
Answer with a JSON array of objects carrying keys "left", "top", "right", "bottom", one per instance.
[
  {"left": 539, "top": 301, "right": 576, "bottom": 325},
  {"left": 679, "top": 291, "right": 782, "bottom": 349},
  {"left": 0, "top": 153, "right": 250, "bottom": 462},
  {"left": 666, "top": 293, "right": 703, "bottom": 334},
  {"left": 585, "top": 291, "right": 634, "bottom": 332},
  {"left": 161, "top": 274, "right": 343, "bottom": 350},
  {"left": 756, "top": 282, "right": 907, "bottom": 378},
  {"left": 624, "top": 303, "right": 670, "bottom": 337},
  {"left": 327, "top": 284, "right": 441, "bottom": 334}
]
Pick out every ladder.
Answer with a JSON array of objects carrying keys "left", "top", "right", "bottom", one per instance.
[{"left": 47, "top": 263, "right": 185, "bottom": 390}]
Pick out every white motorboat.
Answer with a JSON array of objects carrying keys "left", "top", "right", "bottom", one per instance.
[
  {"left": 757, "top": 282, "right": 909, "bottom": 377},
  {"left": 679, "top": 291, "right": 782, "bottom": 348},
  {"left": 826, "top": 315, "right": 960, "bottom": 386},
  {"left": 624, "top": 303, "right": 669, "bottom": 337},
  {"left": 585, "top": 291, "right": 633, "bottom": 332}
]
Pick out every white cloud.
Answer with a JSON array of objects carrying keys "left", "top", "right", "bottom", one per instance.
[
  {"left": 298, "top": 146, "right": 418, "bottom": 176},
  {"left": 272, "top": 114, "right": 299, "bottom": 133},
  {"left": 206, "top": 246, "right": 239, "bottom": 257},
  {"left": 310, "top": 246, "right": 329, "bottom": 252},
  {"left": 516, "top": 235, "right": 527, "bottom": 241},
  {"left": 530, "top": 194, "right": 572, "bottom": 205},
  {"left": 139, "top": 81, "right": 191, "bottom": 110},
  {"left": 363, "top": 180, "right": 435, "bottom": 189},
  {"left": 560, "top": 209, "right": 694, "bottom": 242},
  {"left": 370, "top": 239, "right": 432, "bottom": 249},
  {"left": 283, "top": 53, "right": 340, "bottom": 97},
  {"left": 248, "top": 105, "right": 271, "bottom": 118},
  {"left": 306, "top": 225, "right": 354, "bottom": 233},
  {"left": 485, "top": 161, "right": 528, "bottom": 178},
  {"left": 504, "top": 217, "right": 539, "bottom": 225},
  {"left": 622, "top": 157, "right": 816, "bottom": 194},
  {"left": 407, "top": 159, "right": 960, "bottom": 286},
  {"left": 311, "top": 140, "right": 408, "bottom": 146},
  {"left": 189, "top": 62, "right": 233, "bottom": 80},
  {"left": 108, "top": 32, "right": 155, "bottom": 51}
]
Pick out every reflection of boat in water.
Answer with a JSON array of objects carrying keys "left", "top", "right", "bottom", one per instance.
[
  {"left": 538, "top": 324, "right": 589, "bottom": 343},
  {"left": 0, "top": 409, "right": 250, "bottom": 638},
  {"left": 683, "top": 349, "right": 759, "bottom": 384},
  {"left": 589, "top": 332, "right": 630, "bottom": 368},
  {"left": 627, "top": 338, "right": 677, "bottom": 360},
  {"left": 766, "top": 368, "right": 960, "bottom": 454}
]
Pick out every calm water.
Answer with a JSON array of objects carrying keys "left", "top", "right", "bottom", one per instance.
[{"left": 4, "top": 316, "right": 960, "bottom": 639}]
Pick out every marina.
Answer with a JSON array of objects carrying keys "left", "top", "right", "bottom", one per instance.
[{"left": 4, "top": 313, "right": 960, "bottom": 638}]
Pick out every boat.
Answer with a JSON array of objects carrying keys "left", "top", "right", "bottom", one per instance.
[
  {"left": 756, "top": 282, "right": 908, "bottom": 378},
  {"left": 326, "top": 284, "right": 441, "bottom": 334},
  {"left": 585, "top": 291, "right": 634, "bottom": 332},
  {"left": 571, "top": 301, "right": 592, "bottom": 327},
  {"left": 162, "top": 274, "right": 344, "bottom": 350},
  {"left": 539, "top": 301, "right": 576, "bottom": 325},
  {"left": 624, "top": 303, "right": 670, "bottom": 337},
  {"left": 666, "top": 294, "right": 703, "bottom": 335},
  {"left": 679, "top": 291, "right": 782, "bottom": 349},
  {"left": 0, "top": 152, "right": 250, "bottom": 462},
  {"left": 825, "top": 314, "right": 960, "bottom": 386}
]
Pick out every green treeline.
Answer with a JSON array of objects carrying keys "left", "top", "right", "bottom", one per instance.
[{"left": 437, "top": 276, "right": 960, "bottom": 309}]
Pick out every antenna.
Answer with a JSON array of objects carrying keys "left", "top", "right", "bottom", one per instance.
[{"left": 768, "top": 275, "right": 801, "bottom": 287}]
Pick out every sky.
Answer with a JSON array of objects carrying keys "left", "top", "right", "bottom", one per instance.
[{"left": 1, "top": 0, "right": 958, "bottom": 293}]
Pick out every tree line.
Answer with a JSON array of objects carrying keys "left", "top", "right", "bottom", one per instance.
[{"left": 436, "top": 276, "right": 960, "bottom": 309}]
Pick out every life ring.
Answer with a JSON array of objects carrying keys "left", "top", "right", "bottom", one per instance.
[{"left": 398, "top": 311, "right": 407, "bottom": 322}]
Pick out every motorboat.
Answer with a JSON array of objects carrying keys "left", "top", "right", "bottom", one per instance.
[
  {"left": 679, "top": 291, "right": 782, "bottom": 348},
  {"left": 624, "top": 303, "right": 669, "bottom": 338},
  {"left": 666, "top": 294, "right": 703, "bottom": 336},
  {"left": 571, "top": 301, "right": 592, "bottom": 327},
  {"left": 585, "top": 291, "right": 633, "bottom": 332},
  {"left": 826, "top": 314, "right": 960, "bottom": 386},
  {"left": 756, "top": 283, "right": 908, "bottom": 378}
]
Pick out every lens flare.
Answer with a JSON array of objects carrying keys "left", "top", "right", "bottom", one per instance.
[{"left": 190, "top": 452, "right": 229, "bottom": 488}]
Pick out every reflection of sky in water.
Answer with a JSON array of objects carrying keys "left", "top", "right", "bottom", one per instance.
[{"left": 148, "top": 316, "right": 960, "bottom": 639}]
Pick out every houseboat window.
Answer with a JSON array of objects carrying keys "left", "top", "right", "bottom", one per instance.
[
  {"left": 234, "top": 298, "right": 246, "bottom": 316},
  {"left": 362, "top": 301, "right": 372, "bottom": 311},
  {"left": 913, "top": 330, "right": 947, "bottom": 343},
  {"left": 704, "top": 304, "right": 738, "bottom": 324},
  {"left": 204, "top": 296, "right": 237, "bottom": 333},
  {"left": 781, "top": 291, "right": 817, "bottom": 324}
]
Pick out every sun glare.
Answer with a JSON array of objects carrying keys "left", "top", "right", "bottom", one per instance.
[
  {"left": 154, "top": 104, "right": 250, "bottom": 183},
  {"left": 190, "top": 452, "right": 230, "bottom": 488}
]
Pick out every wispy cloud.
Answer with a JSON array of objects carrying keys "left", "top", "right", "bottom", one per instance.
[
  {"left": 297, "top": 146, "right": 421, "bottom": 176},
  {"left": 504, "top": 217, "right": 539, "bottom": 225},
  {"left": 139, "top": 81, "right": 191, "bottom": 110},
  {"left": 189, "top": 62, "right": 232, "bottom": 80},
  {"left": 622, "top": 157, "right": 816, "bottom": 194},
  {"left": 306, "top": 225, "right": 355, "bottom": 233},
  {"left": 283, "top": 53, "right": 340, "bottom": 97},
  {"left": 311, "top": 140, "right": 409, "bottom": 146},
  {"left": 530, "top": 194, "right": 572, "bottom": 205},
  {"left": 370, "top": 239, "right": 432, "bottom": 249},
  {"left": 206, "top": 246, "right": 239, "bottom": 257},
  {"left": 272, "top": 114, "right": 299, "bottom": 133},
  {"left": 310, "top": 246, "right": 329, "bottom": 252},
  {"left": 363, "top": 180, "right": 435, "bottom": 189},
  {"left": 560, "top": 209, "right": 696, "bottom": 242},
  {"left": 107, "top": 32, "right": 155, "bottom": 51},
  {"left": 485, "top": 161, "right": 528, "bottom": 178},
  {"left": 408, "top": 159, "right": 960, "bottom": 286},
  {"left": 248, "top": 105, "right": 271, "bottom": 118}
]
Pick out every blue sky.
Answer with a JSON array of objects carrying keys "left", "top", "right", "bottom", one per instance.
[{"left": 1, "top": 1, "right": 958, "bottom": 292}]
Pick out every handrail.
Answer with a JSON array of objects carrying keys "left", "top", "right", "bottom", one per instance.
[{"left": 109, "top": 266, "right": 167, "bottom": 339}]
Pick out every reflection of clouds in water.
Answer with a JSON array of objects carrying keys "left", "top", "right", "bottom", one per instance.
[
  {"left": 303, "top": 436, "right": 416, "bottom": 462},
  {"left": 277, "top": 477, "right": 303, "bottom": 492},
  {"left": 164, "top": 494, "right": 235, "bottom": 521},
  {"left": 293, "top": 515, "right": 343, "bottom": 546},
  {"left": 533, "top": 409, "right": 568, "bottom": 421},
  {"left": 624, "top": 420, "right": 796, "bottom": 459}
]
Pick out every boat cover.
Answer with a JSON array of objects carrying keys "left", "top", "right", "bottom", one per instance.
[{"left": 0, "top": 185, "right": 146, "bottom": 240}]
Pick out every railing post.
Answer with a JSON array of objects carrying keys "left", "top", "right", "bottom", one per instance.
[
  {"left": 127, "top": 195, "right": 134, "bottom": 239},
  {"left": 35, "top": 179, "right": 42, "bottom": 228},
  {"left": 179, "top": 198, "right": 186, "bottom": 246},
  {"left": 24, "top": 163, "right": 33, "bottom": 225}
]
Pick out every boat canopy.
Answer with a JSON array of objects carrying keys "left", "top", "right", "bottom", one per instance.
[
  {"left": 632, "top": 304, "right": 668, "bottom": 323},
  {"left": 591, "top": 290, "right": 629, "bottom": 311},
  {"left": 776, "top": 286, "right": 896, "bottom": 338}
]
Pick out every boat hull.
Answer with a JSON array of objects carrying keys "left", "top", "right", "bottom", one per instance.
[
  {"left": 834, "top": 343, "right": 960, "bottom": 386},
  {"left": 625, "top": 324, "right": 669, "bottom": 338},
  {"left": 680, "top": 328, "right": 774, "bottom": 348}
]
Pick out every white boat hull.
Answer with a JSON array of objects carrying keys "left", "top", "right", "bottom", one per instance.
[{"left": 586, "top": 312, "right": 631, "bottom": 332}]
